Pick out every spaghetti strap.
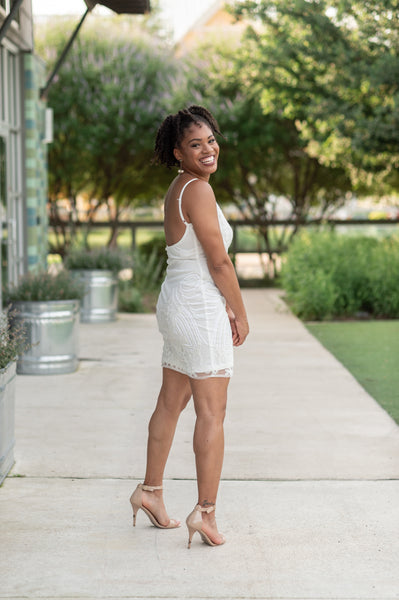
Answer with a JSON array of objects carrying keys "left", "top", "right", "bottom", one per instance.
[{"left": 178, "top": 178, "right": 198, "bottom": 224}]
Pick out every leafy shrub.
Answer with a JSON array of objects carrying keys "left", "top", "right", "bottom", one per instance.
[
  {"left": 118, "top": 236, "right": 166, "bottom": 313},
  {"left": 118, "top": 282, "right": 144, "bottom": 313},
  {"left": 367, "top": 237, "right": 399, "bottom": 317},
  {"left": 3, "top": 270, "right": 84, "bottom": 303},
  {"left": 137, "top": 234, "right": 167, "bottom": 284},
  {"left": 132, "top": 244, "right": 166, "bottom": 293},
  {"left": 0, "top": 307, "right": 30, "bottom": 370},
  {"left": 64, "top": 247, "right": 130, "bottom": 272},
  {"left": 282, "top": 231, "right": 399, "bottom": 320}
]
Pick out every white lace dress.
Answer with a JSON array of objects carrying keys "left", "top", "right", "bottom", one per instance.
[{"left": 156, "top": 178, "right": 234, "bottom": 379}]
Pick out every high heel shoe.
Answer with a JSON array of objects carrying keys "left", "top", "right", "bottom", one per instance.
[
  {"left": 129, "top": 483, "right": 180, "bottom": 529},
  {"left": 186, "top": 504, "right": 226, "bottom": 548}
]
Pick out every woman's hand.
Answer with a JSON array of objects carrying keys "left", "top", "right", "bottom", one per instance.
[
  {"left": 234, "top": 316, "right": 249, "bottom": 346},
  {"left": 226, "top": 305, "right": 249, "bottom": 347}
]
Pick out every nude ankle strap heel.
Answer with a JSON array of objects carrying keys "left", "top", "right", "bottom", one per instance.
[
  {"left": 129, "top": 483, "right": 180, "bottom": 529},
  {"left": 139, "top": 484, "right": 163, "bottom": 492},
  {"left": 186, "top": 504, "right": 225, "bottom": 548}
]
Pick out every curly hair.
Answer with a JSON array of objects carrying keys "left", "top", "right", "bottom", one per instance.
[{"left": 154, "top": 105, "right": 222, "bottom": 169}]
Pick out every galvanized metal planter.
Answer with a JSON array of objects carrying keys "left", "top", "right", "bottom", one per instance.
[
  {"left": 13, "top": 300, "right": 80, "bottom": 375},
  {"left": 0, "top": 362, "right": 16, "bottom": 484},
  {"left": 71, "top": 270, "right": 118, "bottom": 323}
]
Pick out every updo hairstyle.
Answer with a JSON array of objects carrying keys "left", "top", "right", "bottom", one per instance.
[{"left": 154, "top": 105, "right": 222, "bottom": 169}]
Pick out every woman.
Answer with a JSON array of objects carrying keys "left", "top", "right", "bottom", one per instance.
[{"left": 130, "top": 106, "right": 249, "bottom": 548}]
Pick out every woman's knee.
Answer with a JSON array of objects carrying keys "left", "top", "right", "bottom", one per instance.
[
  {"left": 157, "top": 381, "right": 191, "bottom": 415},
  {"left": 200, "top": 404, "right": 226, "bottom": 424},
  {"left": 176, "top": 388, "right": 192, "bottom": 412},
  {"left": 193, "top": 394, "right": 227, "bottom": 423}
]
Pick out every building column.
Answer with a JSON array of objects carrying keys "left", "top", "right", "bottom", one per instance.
[{"left": 24, "top": 52, "right": 48, "bottom": 272}]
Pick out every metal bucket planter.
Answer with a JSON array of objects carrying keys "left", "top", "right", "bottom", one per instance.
[
  {"left": 72, "top": 270, "right": 118, "bottom": 323},
  {"left": 0, "top": 362, "right": 16, "bottom": 483},
  {"left": 12, "top": 300, "right": 80, "bottom": 375}
]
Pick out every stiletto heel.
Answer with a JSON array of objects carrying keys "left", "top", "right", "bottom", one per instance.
[
  {"left": 129, "top": 483, "right": 180, "bottom": 529},
  {"left": 187, "top": 524, "right": 196, "bottom": 549},
  {"left": 185, "top": 504, "right": 225, "bottom": 548},
  {"left": 131, "top": 502, "right": 139, "bottom": 527}
]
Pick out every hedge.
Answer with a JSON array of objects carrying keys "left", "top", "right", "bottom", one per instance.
[{"left": 281, "top": 231, "right": 399, "bottom": 320}]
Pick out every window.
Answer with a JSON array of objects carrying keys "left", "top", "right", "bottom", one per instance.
[
  {"left": 0, "top": 43, "right": 23, "bottom": 302},
  {"left": 8, "top": 51, "right": 17, "bottom": 127},
  {"left": 0, "top": 0, "right": 20, "bottom": 23}
]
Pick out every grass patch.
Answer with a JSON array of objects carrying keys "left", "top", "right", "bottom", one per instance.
[{"left": 307, "top": 320, "right": 399, "bottom": 424}]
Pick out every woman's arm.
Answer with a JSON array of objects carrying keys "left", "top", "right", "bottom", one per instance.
[{"left": 184, "top": 181, "right": 249, "bottom": 346}]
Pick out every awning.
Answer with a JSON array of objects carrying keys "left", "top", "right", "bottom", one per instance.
[{"left": 88, "top": 1, "right": 151, "bottom": 14}]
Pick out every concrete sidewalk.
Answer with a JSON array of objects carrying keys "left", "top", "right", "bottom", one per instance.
[{"left": 1, "top": 289, "right": 399, "bottom": 600}]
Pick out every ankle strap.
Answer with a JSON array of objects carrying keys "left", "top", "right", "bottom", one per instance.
[
  {"left": 140, "top": 484, "right": 163, "bottom": 492},
  {"left": 196, "top": 504, "right": 215, "bottom": 514}
]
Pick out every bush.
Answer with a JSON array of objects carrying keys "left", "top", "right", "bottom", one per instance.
[
  {"left": 118, "top": 235, "right": 166, "bottom": 313},
  {"left": 137, "top": 234, "right": 167, "bottom": 285},
  {"left": 281, "top": 231, "right": 399, "bottom": 320},
  {"left": 3, "top": 270, "right": 84, "bottom": 303},
  {"left": 0, "top": 307, "right": 30, "bottom": 370},
  {"left": 118, "top": 282, "right": 144, "bottom": 313},
  {"left": 64, "top": 247, "right": 130, "bottom": 272},
  {"left": 367, "top": 237, "right": 399, "bottom": 316}
]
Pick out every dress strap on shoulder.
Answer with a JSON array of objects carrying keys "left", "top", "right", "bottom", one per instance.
[{"left": 178, "top": 178, "right": 198, "bottom": 224}]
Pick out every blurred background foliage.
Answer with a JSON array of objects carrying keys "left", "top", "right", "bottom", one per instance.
[
  {"left": 35, "top": 0, "right": 399, "bottom": 253},
  {"left": 34, "top": 1, "right": 399, "bottom": 310}
]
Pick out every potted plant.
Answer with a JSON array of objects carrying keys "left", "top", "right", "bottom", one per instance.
[
  {"left": 0, "top": 308, "right": 29, "bottom": 482},
  {"left": 3, "top": 270, "right": 84, "bottom": 375},
  {"left": 64, "top": 247, "right": 129, "bottom": 323}
]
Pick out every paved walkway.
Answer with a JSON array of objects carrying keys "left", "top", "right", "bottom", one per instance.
[{"left": 1, "top": 289, "right": 399, "bottom": 600}]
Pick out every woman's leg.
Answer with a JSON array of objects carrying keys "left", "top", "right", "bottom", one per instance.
[
  {"left": 190, "top": 376, "right": 229, "bottom": 543},
  {"left": 141, "top": 368, "right": 191, "bottom": 526}
]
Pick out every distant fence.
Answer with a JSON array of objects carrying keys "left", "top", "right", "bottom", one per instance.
[{"left": 49, "top": 218, "right": 399, "bottom": 256}]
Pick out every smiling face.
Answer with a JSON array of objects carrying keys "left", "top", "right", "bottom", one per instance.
[{"left": 173, "top": 121, "right": 220, "bottom": 181}]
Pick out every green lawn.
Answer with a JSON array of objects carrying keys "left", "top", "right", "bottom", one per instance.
[{"left": 306, "top": 321, "right": 399, "bottom": 424}]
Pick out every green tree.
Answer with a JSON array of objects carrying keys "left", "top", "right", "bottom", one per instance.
[
  {"left": 233, "top": 0, "right": 399, "bottom": 192},
  {"left": 178, "top": 33, "right": 351, "bottom": 275},
  {"left": 36, "top": 18, "right": 177, "bottom": 253}
]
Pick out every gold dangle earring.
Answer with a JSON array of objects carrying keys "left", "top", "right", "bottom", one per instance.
[{"left": 178, "top": 160, "right": 184, "bottom": 174}]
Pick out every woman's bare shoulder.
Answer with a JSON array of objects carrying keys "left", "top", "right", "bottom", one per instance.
[
  {"left": 185, "top": 181, "right": 218, "bottom": 226},
  {"left": 184, "top": 179, "right": 215, "bottom": 204},
  {"left": 165, "top": 176, "right": 207, "bottom": 200},
  {"left": 188, "top": 178, "right": 212, "bottom": 191}
]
